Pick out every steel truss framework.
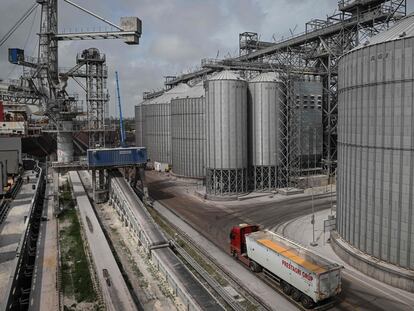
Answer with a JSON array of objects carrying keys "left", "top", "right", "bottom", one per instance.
[
  {"left": 4, "top": 0, "right": 140, "bottom": 162},
  {"left": 239, "top": 0, "right": 407, "bottom": 182},
  {"left": 206, "top": 168, "right": 248, "bottom": 196},
  {"left": 252, "top": 166, "right": 278, "bottom": 191},
  {"left": 74, "top": 49, "right": 108, "bottom": 149},
  {"left": 160, "top": 0, "right": 406, "bottom": 186}
]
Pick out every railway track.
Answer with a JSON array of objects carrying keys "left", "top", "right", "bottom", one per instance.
[{"left": 133, "top": 190, "right": 269, "bottom": 310}]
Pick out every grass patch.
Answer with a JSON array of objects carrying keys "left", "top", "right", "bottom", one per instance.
[
  {"left": 60, "top": 208, "right": 97, "bottom": 303},
  {"left": 59, "top": 180, "right": 75, "bottom": 209}
]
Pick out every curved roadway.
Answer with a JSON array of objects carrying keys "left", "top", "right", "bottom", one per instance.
[{"left": 146, "top": 172, "right": 413, "bottom": 311}]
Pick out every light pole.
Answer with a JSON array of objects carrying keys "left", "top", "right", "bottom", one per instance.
[{"left": 310, "top": 128, "right": 318, "bottom": 247}]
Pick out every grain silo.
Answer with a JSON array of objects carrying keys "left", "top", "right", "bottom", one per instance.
[
  {"left": 171, "top": 81, "right": 205, "bottom": 179},
  {"left": 142, "top": 83, "right": 190, "bottom": 165},
  {"left": 336, "top": 14, "right": 414, "bottom": 289},
  {"left": 205, "top": 71, "right": 248, "bottom": 196},
  {"left": 135, "top": 104, "right": 143, "bottom": 147},
  {"left": 248, "top": 72, "right": 283, "bottom": 191},
  {"left": 293, "top": 76, "right": 323, "bottom": 172}
]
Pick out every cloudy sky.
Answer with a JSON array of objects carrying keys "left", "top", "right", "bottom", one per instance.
[{"left": 1, "top": 0, "right": 412, "bottom": 116}]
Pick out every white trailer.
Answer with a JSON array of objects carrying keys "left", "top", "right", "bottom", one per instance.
[{"left": 245, "top": 230, "right": 342, "bottom": 307}]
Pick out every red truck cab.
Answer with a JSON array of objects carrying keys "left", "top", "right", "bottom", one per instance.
[{"left": 230, "top": 224, "right": 260, "bottom": 266}]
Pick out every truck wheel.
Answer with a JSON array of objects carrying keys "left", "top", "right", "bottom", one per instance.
[
  {"left": 292, "top": 289, "right": 302, "bottom": 302},
  {"left": 250, "top": 261, "right": 262, "bottom": 273},
  {"left": 281, "top": 281, "right": 293, "bottom": 295},
  {"left": 300, "top": 295, "right": 315, "bottom": 309}
]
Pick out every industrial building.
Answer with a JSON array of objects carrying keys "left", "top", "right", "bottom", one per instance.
[{"left": 335, "top": 13, "right": 414, "bottom": 288}]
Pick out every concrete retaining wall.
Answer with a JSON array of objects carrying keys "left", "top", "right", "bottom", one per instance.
[
  {"left": 331, "top": 231, "right": 414, "bottom": 292},
  {"left": 109, "top": 179, "right": 202, "bottom": 311}
]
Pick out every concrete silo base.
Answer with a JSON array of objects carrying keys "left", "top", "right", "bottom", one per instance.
[{"left": 331, "top": 231, "right": 414, "bottom": 293}]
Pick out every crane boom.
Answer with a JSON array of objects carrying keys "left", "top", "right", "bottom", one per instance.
[{"left": 115, "top": 71, "right": 126, "bottom": 146}]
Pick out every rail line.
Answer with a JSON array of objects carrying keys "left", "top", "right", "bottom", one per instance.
[{"left": 132, "top": 187, "right": 270, "bottom": 311}]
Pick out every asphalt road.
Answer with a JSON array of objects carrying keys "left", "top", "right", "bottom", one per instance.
[{"left": 146, "top": 172, "right": 413, "bottom": 311}]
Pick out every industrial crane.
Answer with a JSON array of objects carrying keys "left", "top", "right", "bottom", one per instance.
[{"left": 3, "top": 0, "right": 142, "bottom": 163}]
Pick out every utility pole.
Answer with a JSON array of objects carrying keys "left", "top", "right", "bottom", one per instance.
[{"left": 310, "top": 128, "right": 318, "bottom": 247}]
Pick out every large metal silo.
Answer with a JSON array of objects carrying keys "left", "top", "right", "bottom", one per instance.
[
  {"left": 205, "top": 71, "right": 248, "bottom": 196},
  {"left": 293, "top": 76, "right": 323, "bottom": 172},
  {"left": 337, "top": 15, "right": 414, "bottom": 274},
  {"left": 248, "top": 72, "right": 283, "bottom": 191},
  {"left": 171, "top": 82, "right": 205, "bottom": 179},
  {"left": 135, "top": 104, "right": 143, "bottom": 147},
  {"left": 142, "top": 84, "right": 190, "bottom": 164}
]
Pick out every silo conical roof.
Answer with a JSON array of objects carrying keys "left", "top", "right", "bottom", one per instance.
[
  {"left": 208, "top": 70, "right": 245, "bottom": 81},
  {"left": 249, "top": 72, "right": 281, "bottom": 83},
  {"left": 151, "top": 83, "right": 190, "bottom": 104},
  {"left": 353, "top": 13, "right": 414, "bottom": 51},
  {"left": 185, "top": 81, "right": 205, "bottom": 98}
]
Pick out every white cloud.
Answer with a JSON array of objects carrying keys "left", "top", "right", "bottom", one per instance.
[{"left": 149, "top": 35, "right": 201, "bottom": 63}]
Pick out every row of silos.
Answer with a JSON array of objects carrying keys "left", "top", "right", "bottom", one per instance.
[
  {"left": 337, "top": 14, "right": 414, "bottom": 270},
  {"left": 135, "top": 70, "right": 323, "bottom": 196},
  {"left": 139, "top": 83, "right": 190, "bottom": 165}
]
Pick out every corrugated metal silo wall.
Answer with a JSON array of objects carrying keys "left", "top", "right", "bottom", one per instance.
[
  {"left": 205, "top": 78, "right": 248, "bottom": 195},
  {"left": 171, "top": 97, "right": 205, "bottom": 178},
  {"left": 142, "top": 103, "right": 171, "bottom": 164},
  {"left": 337, "top": 37, "right": 414, "bottom": 269},
  {"left": 248, "top": 79, "right": 282, "bottom": 191},
  {"left": 293, "top": 79, "right": 323, "bottom": 171},
  {"left": 135, "top": 105, "right": 143, "bottom": 147}
]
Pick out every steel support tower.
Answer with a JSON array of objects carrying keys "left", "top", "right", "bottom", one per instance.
[{"left": 6, "top": 0, "right": 141, "bottom": 164}]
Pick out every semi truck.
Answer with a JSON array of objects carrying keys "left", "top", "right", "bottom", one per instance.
[{"left": 230, "top": 224, "right": 342, "bottom": 309}]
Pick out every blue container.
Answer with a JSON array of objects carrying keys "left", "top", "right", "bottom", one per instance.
[
  {"left": 8, "top": 48, "right": 24, "bottom": 64},
  {"left": 87, "top": 147, "right": 147, "bottom": 168}
]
